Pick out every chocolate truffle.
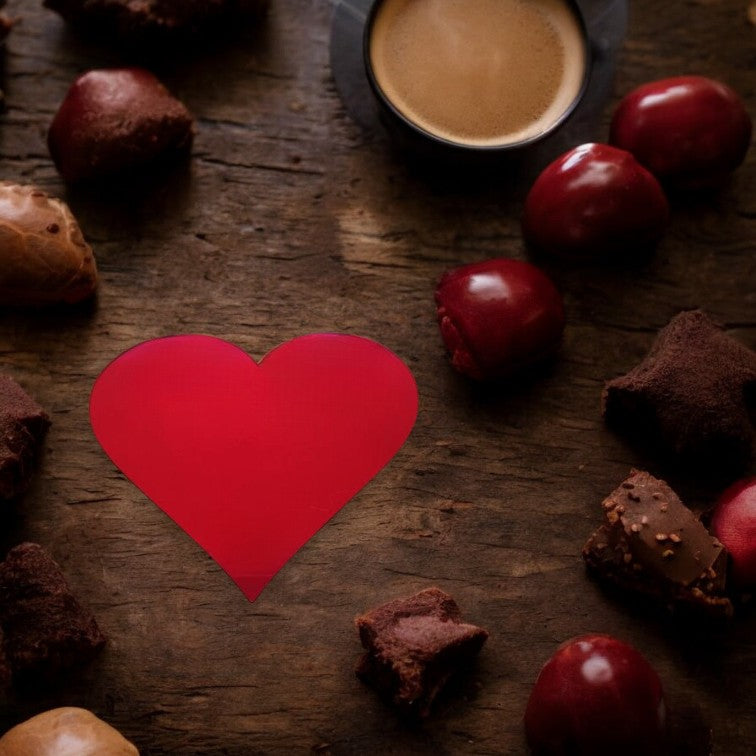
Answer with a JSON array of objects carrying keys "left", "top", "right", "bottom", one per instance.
[
  {"left": 0, "top": 182, "right": 98, "bottom": 306},
  {"left": 43, "top": 0, "right": 268, "bottom": 44},
  {"left": 583, "top": 470, "right": 732, "bottom": 618},
  {"left": 48, "top": 68, "right": 194, "bottom": 184},
  {"left": 0, "top": 375, "right": 50, "bottom": 501},
  {"left": 355, "top": 587, "right": 488, "bottom": 717},
  {"left": 603, "top": 310, "right": 756, "bottom": 468},
  {"left": 0, "top": 543, "right": 106, "bottom": 680}
]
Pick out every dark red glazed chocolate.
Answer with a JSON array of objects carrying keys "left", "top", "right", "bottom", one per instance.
[
  {"left": 610, "top": 76, "right": 752, "bottom": 189},
  {"left": 355, "top": 587, "right": 488, "bottom": 717},
  {"left": 0, "top": 373, "right": 50, "bottom": 501},
  {"left": 525, "top": 634, "right": 667, "bottom": 756},
  {"left": 521, "top": 142, "right": 669, "bottom": 261},
  {"left": 48, "top": 67, "right": 194, "bottom": 183},
  {"left": 711, "top": 477, "right": 756, "bottom": 588},
  {"left": 435, "top": 258, "right": 565, "bottom": 380}
]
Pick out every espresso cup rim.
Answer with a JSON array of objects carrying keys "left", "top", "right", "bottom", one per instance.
[{"left": 363, "top": 0, "right": 592, "bottom": 155}]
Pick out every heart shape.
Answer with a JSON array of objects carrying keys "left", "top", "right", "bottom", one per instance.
[{"left": 90, "top": 334, "right": 418, "bottom": 601}]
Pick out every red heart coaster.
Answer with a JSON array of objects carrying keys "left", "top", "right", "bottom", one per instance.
[{"left": 90, "top": 334, "right": 418, "bottom": 601}]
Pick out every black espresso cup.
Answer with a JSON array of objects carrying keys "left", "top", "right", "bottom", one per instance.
[{"left": 363, "top": 0, "right": 591, "bottom": 166}]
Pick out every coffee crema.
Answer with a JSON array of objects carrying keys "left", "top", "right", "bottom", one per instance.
[{"left": 368, "top": 0, "right": 587, "bottom": 147}]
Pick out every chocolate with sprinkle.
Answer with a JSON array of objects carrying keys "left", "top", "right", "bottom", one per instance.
[{"left": 583, "top": 470, "right": 733, "bottom": 618}]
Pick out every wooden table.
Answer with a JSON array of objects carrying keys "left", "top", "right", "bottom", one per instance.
[{"left": 1, "top": 0, "right": 755, "bottom": 753}]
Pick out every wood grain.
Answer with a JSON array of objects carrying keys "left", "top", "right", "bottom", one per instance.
[{"left": 0, "top": 0, "right": 755, "bottom": 753}]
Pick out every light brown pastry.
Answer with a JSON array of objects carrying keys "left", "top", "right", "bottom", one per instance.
[
  {"left": 0, "top": 707, "right": 138, "bottom": 755},
  {"left": 0, "top": 182, "right": 97, "bottom": 306}
]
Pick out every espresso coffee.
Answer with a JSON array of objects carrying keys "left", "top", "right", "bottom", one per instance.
[{"left": 367, "top": 0, "right": 587, "bottom": 147}]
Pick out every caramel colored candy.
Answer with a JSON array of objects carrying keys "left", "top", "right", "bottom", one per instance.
[
  {"left": 0, "top": 708, "right": 138, "bottom": 755},
  {"left": 0, "top": 183, "right": 97, "bottom": 306}
]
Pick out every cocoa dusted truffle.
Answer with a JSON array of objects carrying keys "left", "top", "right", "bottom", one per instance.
[
  {"left": 0, "top": 543, "right": 106, "bottom": 681},
  {"left": 603, "top": 310, "right": 756, "bottom": 469},
  {"left": 43, "top": 0, "right": 268, "bottom": 44},
  {"left": 355, "top": 587, "right": 488, "bottom": 717},
  {"left": 583, "top": 470, "right": 732, "bottom": 618},
  {"left": 48, "top": 68, "right": 194, "bottom": 184},
  {"left": 0, "top": 374, "right": 50, "bottom": 501}
]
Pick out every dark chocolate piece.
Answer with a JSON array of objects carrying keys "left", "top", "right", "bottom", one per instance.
[
  {"left": 43, "top": 0, "right": 268, "bottom": 44},
  {"left": 0, "top": 374, "right": 50, "bottom": 501},
  {"left": 603, "top": 310, "right": 756, "bottom": 468},
  {"left": 355, "top": 587, "right": 488, "bottom": 717},
  {"left": 0, "top": 629, "right": 10, "bottom": 690},
  {"left": 0, "top": 543, "right": 106, "bottom": 680},
  {"left": 583, "top": 470, "right": 733, "bottom": 618},
  {"left": 0, "top": 1, "right": 11, "bottom": 46},
  {"left": 48, "top": 68, "right": 195, "bottom": 184}
]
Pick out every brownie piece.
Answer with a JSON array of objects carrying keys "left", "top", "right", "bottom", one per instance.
[
  {"left": 0, "top": 543, "right": 106, "bottom": 680},
  {"left": 43, "top": 0, "right": 269, "bottom": 44},
  {"left": 603, "top": 310, "right": 756, "bottom": 469},
  {"left": 0, "top": 374, "right": 50, "bottom": 501},
  {"left": 583, "top": 470, "right": 733, "bottom": 618},
  {"left": 355, "top": 587, "right": 488, "bottom": 717}
]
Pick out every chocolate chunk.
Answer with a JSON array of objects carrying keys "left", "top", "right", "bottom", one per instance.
[
  {"left": 0, "top": 543, "right": 106, "bottom": 681},
  {"left": 603, "top": 310, "right": 756, "bottom": 469},
  {"left": 355, "top": 587, "right": 488, "bottom": 717},
  {"left": 0, "top": 374, "right": 50, "bottom": 501},
  {"left": 48, "top": 68, "right": 195, "bottom": 184},
  {"left": 43, "top": 0, "right": 269, "bottom": 45},
  {"left": 0, "top": 629, "right": 10, "bottom": 690},
  {"left": 583, "top": 470, "right": 733, "bottom": 618}
]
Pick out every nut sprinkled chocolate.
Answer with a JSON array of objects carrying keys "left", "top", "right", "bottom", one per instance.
[
  {"left": 0, "top": 543, "right": 106, "bottom": 681},
  {"left": 602, "top": 310, "right": 756, "bottom": 469},
  {"left": 355, "top": 587, "right": 488, "bottom": 717},
  {"left": 583, "top": 470, "right": 732, "bottom": 618},
  {"left": 0, "top": 374, "right": 50, "bottom": 501}
]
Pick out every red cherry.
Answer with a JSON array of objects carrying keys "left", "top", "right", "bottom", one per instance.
[
  {"left": 48, "top": 68, "right": 194, "bottom": 183},
  {"left": 524, "top": 634, "right": 667, "bottom": 756},
  {"left": 434, "top": 258, "right": 564, "bottom": 381},
  {"left": 522, "top": 143, "right": 669, "bottom": 261},
  {"left": 610, "top": 75, "right": 752, "bottom": 189},
  {"left": 711, "top": 477, "right": 756, "bottom": 588}
]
